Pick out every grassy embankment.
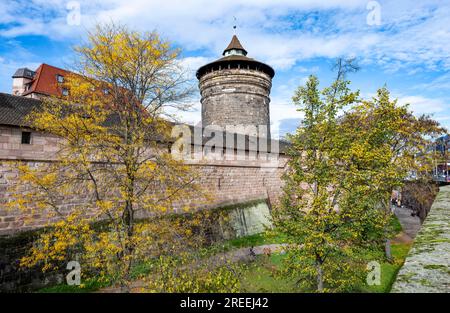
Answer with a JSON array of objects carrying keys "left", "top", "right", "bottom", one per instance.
[{"left": 39, "top": 217, "right": 409, "bottom": 293}]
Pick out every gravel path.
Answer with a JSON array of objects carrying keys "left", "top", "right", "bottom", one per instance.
[{"left": 394, "top": 205, "right": 422, "bottom": 239}]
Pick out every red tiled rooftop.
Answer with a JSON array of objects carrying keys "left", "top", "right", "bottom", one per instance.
[{"left": 23, "top": 63, "right": 71, "bottom": 97}]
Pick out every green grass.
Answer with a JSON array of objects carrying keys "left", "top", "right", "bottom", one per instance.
[
  {"left": 226, "top": 232, "right": 288, "bottom": 249},
  {"left": 130, "top": 261, "right": 154, "bottom": 279},
  {"left": 238, "top": 217, "right": 410, "bottom": 293},
  {"left": 359, "top": 215, "right": 410, "bottom": 293},
  {"left": 37, "top": 228, "right": 410, "bottom": 293},
  {"left": 360, "top": 242, "right": 411, "bottom": 293},
  {"left": 38, "top": 277, "right": 110, "bottom": 293},
  {"left": 390, "top": 215, "right": 403, "bottom": 233},
  {"left": 240, "top": 253, "right": 299, "bottom": 293},
  {"left": 37, "top": 231, "right": 286, "bottom": 293},
  {"left": 238, "top": 242, "right": 411, "bottom": 293},
  {"left": 198, "top": 230, "right": 288, "bottom": 258},
  {"left": 127, "top": 231, "right": 289, "bottom": 280}
]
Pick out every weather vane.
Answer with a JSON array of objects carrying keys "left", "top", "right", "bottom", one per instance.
[{"left": 233, "top": 16, "right": 237, "bottom": 34}]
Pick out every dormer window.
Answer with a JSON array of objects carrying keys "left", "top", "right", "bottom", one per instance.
[
  {"left": 224, "top": 49, "right": 244, "bottom": 56},
  {"left": 62, "top": 88, "right": 69, "bottom": 96},
  {"left": 56, "top": 74, "right": 64, "bottom": 83}
]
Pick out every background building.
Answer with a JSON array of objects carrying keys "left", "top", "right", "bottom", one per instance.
[{"left": 12, "top": 64, "right": 70, "bottom": 99}]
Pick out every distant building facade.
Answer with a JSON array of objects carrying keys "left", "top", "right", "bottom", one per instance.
[{"left": 12, "top": 63, "right": 70, "bottom": 99}]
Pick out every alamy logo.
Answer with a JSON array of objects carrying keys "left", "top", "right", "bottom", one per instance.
[
  {"left": 66, "top": 260, "right": 81, "bottom": 286},
  {"left": 366, "top": 1, "right": 382, "bottom": 26},
  {"left": 66, "top": 1, "right": 81, "bottom": 26},
  {"left": 366, "top": 261, "right": 381, "bottom": 286}
]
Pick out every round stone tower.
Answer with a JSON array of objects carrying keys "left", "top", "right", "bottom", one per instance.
[{"left": 196, "top": 35, "right": 275, "bottom": 139}]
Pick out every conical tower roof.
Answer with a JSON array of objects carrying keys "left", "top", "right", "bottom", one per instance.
[
  {"left": 223, "top": 35, "right": 247, "bottom": 56},
  {"left": 196, "top": 35, "right": 275, "bottom": 79}
]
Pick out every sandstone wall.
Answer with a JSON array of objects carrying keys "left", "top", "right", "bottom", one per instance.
[
  {"left": 0, "top": 125, "right": 287, "bottom": 235},
  {"left": 199, "top": 69, "right": 272, "bottom": 137},
  {"left": 0, "top": 159, "right": 286, "bottom": 235},
  {"left": 0, "top": 229, "right": 66, "bottom": 292},
  {"left": 0, "top": 126, "right": 61, "bottom": 160},
  {"left": 391, "top": 185, "right": 450, "bottom": 293}
]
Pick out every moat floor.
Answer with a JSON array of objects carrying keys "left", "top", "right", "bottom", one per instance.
[
  {"left": 393, "top": 205, "right": 422, "bottom": 240},
  {"left": 98, "top": 243, "right": 288, "bottom": 293},
  {"left": 98, "top": 206, "right": 424, "bottom": 293}
]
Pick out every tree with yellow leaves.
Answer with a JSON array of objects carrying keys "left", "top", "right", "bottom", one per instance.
[
  {"left": 9, "top": 23, "right": 210, "bottom": 292},
  {"left": 340, "top": 86, "right": 445, "bottom": 260},
  {"left": 274, "top": 59, "right": 444, "bottom": 292}
]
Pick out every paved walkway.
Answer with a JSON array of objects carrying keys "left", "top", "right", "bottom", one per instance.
[{"left": 393, "top": 204, "right": 422, "bottom": 241}]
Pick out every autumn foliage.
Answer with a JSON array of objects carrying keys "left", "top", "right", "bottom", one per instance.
[
  {"left": 274, "top": 60, "right": 445, "bottom": 292},
  {"left": 7, "top": 23, "right": 222, "bottom": 291}
]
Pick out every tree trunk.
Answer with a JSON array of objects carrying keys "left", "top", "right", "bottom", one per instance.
[
  {"left": 383, "top": 198, "right": 393, "bottom": 262},
  {"left": 121, "top": 197, "right": 135, "bottom": 292},
  {"left": 385, "top": 238, "right": 392, "bottom": 262},
  {"left": 316, "top": 261, "right": 324, "bottom": 292}
]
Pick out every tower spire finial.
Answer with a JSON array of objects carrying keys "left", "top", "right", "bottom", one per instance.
[{"left": 233, "top": 16, "right": 237, "bottom": 35}]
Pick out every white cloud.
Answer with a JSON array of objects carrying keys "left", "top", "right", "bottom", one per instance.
[
  {"left": 179, "top": 57, "right": 212, "bottom": 72},
  {"left": 396, "top": 95, "right": 448, "bottom": 116},
  {"left": 296, "top": 65, "right": 319, "bottom": 73},
  {"left": 415, "top": 73, "right": 450, "bottom": 91},
  {"left": 270, "top": 101, "right": 304, "bottom": 139},
  {"left": 178, "top": 56, "right": 214, "bottom": 81},
  {"left": 3, "top": 0, "right": 449, "bottom": 73}
]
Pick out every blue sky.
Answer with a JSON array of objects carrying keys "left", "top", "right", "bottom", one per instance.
[{"left": 1, "top": 0, "right": 449, "bottom": 138}]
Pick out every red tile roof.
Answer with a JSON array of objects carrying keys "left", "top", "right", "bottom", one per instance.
[{"left": 22, "top": 63, "right": 71, "bottom": 97}]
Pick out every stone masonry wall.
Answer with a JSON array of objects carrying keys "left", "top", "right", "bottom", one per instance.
[
  {"left": 0, "top": 126, "right": 61, "bottom": 160},
  {"left": 0, "top": 159, "right": 286, "bottom": 235},
  {"left": 391, "top": 185, "right": 450, "bottom": 293},
  {"left": 0, "top": 125, "right": 287, "bottom": 235},
  {"left": 0, "top": 229, "right": 66, "bottom": 292},
  {"left": 199, "top": 69, "right": 272, "bottom": 137}
]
